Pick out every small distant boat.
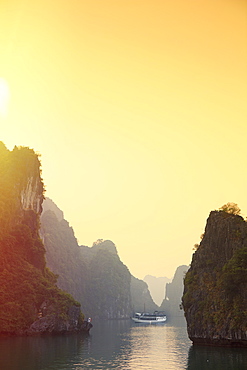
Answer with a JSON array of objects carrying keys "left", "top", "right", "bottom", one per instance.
[{"left": 132, "top": 311, "right": 167, "bottom": 324}]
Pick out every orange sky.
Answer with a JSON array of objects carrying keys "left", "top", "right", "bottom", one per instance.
[{"left": 0, "top": 0, "right": 247, "bottom": 279}]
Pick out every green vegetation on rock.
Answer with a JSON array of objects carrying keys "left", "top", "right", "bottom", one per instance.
[
  {"left": 182, "top": 207, "right": 247, "bottom": 346},
  {"left": 0, "top": 143, "right": 84, "bottom": 335}
]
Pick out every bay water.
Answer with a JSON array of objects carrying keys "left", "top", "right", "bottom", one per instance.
[{"left": 1, "top": 318, "right": 247, "bottom": 369}]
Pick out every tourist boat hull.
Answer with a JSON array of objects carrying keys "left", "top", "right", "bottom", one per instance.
[{"left": 132, "top": 312, "right": 167, "bottom": 324}]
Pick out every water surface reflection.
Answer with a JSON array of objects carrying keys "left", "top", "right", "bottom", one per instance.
[
  {"left": 187, "top": 344, "right": 247, "bottom": 370},
  {"left": 1, "top": 320, "right": 247, "bottom": 369}
]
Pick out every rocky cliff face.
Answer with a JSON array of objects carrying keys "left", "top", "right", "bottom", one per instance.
[
  {"left": 28, "top": 300, "right": 92, "bottom": 335},
  {"left": 11, "top": 145, "right": 44, "bottom": 215},
  {"left": 20, "top": 176, "right": 43, "bottom": 214},
  {"left": 182, "top": 210, "right": 247, "bottom": 346},
  {"left": 0, "top": 143, "right": 88, "bottom": 335}
]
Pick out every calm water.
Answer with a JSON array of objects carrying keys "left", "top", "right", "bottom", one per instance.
[{"left": 1, "top": 319, "right": 247, "bottom": 369}]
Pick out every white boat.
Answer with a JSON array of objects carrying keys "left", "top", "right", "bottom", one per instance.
[{"left": 132, "top": 311, "right": 167, "bottom": 324}]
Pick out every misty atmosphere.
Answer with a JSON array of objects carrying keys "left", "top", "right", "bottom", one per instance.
[{"left": 0, "top": 0, "right": 246, "bottom": 369}]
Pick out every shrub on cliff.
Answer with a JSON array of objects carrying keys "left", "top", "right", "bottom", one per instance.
[{"left": 219, "top": 202, "right": 241, "bottom": 215}]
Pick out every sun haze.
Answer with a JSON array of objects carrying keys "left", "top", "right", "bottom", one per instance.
[
  {"left": 0, "top": 0, "right": 246, "bottom": 279},
  {"left": 0, "top": 78, "right": 10, "bottom": 118}
]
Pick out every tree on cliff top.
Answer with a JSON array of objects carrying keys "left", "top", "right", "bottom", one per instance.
[{"left": 219, "top": 202, "right": 241, "bottom": 215}]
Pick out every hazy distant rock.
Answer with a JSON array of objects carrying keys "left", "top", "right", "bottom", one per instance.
[
  {"left": 131, "top": 276, "right": 159, "bottom": 313},
  {"left": 41, "top": 205, "right": 132, "bottom": 319},
  {"left": 160, "top": 265, "right": 189, "bottom": 320},
  {"left": 42, "top": 197, "right": 64, "bottom": 221},
  {"left": 143, "top": 275, "right": 171, "bottom": 306},
  {"left": 80, "top": 239, "right": 132, "bottom": 319},
  {"left": 91, "top": 239, "right": 118, "bottom": 254},
  {"left": 41, "top": 199, "right": 163, "bottom": 320},
  {"left": 40, "top": 207, "right": 86, "bottom": 310}
]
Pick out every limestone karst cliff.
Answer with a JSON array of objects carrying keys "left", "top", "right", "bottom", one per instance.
[
  {"left": 0, "top": 143, "right": 89, "bottom": 335},
  {"left": 182, "top": 210, "right": 247, "bottom": 346}
]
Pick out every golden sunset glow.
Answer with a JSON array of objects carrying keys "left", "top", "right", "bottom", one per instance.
[
  {"left": 0, "top": 78, "right": 10, "bottom": 118},
  {"left": 0, "top": 0, "right": 246, "bottom": 278}
]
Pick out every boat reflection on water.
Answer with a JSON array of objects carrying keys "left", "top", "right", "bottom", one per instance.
[{"left": 132, "top": 311, "right": 167, "bottom": 324}]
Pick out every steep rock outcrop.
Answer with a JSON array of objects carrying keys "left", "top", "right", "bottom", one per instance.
[
  {"left": 0, "top": 143, "right": 88, "bottom": 335},
  {"left": 20, "top": 176, "right": 43, "bottom": 214},
  {"left": 160, "top": 265, "right": 188, "bottom": 320},
  {"left": 80, "top": 240, "right": 132, "bottom": 319},
  {"left": 183, "top": 210, "right": 247, "bottom": 346},
  {"left": 28, "top": 301, "right": 92, "bottom": 335}
]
